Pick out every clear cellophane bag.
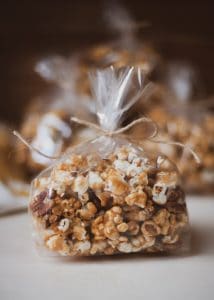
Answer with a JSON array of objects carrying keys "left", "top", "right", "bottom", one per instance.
[{"left": 29, "top": 67, "right": 190, "bottom": 257}]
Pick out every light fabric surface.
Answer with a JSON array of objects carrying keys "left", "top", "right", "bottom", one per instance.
[
  {"left": 0, "top": 196, "right": 213, "bottom": 300},
  {"left": 0, "top": 182, "right": 27, "bottom": 215}
]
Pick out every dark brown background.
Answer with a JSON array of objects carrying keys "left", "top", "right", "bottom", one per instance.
[{"left": 0, "top": 0, "right": 214, "bottom": 124}]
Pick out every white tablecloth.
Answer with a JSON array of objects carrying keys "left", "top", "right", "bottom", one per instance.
[{"left": 0, "top": 196, "right": 213, "bottom": 300}]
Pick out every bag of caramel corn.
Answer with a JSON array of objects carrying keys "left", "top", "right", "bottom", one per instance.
[
  {"left": 29, "top": 67, "right": 190, "bottom": 257},
  {"left": 16, "top": 56, "right": 96, "bottom": 177},
  {"left": 134, "top": 62, "right": 214, "bottom": 194},
  {"left": 75, "top": 3, "right": 159, "bottom": 96}
]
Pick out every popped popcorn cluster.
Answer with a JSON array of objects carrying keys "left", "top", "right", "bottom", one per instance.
[{"left": 30, "top": 145, "right": 189, "bottom": 256}]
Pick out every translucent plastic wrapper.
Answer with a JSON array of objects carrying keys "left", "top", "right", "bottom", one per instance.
[
  {"left": 16, "top": 56, "right": 96, "bottom": 177},
  {"left": 30, "top": 67, "right": 190, "bottom": 257},
  {"left": 136, "top": 62, "right": 214, "bottom": 194}
]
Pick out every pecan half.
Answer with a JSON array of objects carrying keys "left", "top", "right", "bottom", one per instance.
[{"left": 30, "top": 191, "right": 52, "bottom": 217}]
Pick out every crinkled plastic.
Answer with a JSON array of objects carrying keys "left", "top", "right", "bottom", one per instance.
[
  {"left": 76, "top": 44, "right": 158, "bottom": 96},
  {"left": 30, "top": 67, "right": 190, "bottom": 257},
  {"left": 17, "top": 3, "right": 159, "bottom": 178}
]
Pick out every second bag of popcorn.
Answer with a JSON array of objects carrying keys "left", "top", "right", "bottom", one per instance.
[{"left": 30, "top": 66, "right": 190, "bottom": 257}]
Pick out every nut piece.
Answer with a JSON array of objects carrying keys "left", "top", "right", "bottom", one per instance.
[{"left": 30, "top": 191, "right": 52, "bottom": 217}]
